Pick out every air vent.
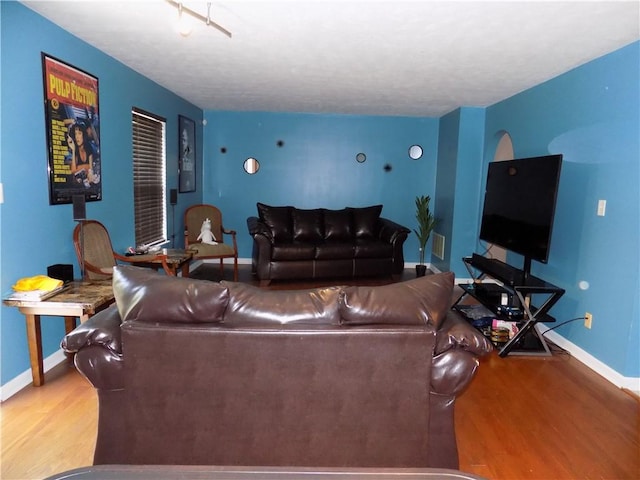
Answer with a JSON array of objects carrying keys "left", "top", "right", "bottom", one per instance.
[{"left": 432, "top": 233, "right": 445, "bottom": 260}]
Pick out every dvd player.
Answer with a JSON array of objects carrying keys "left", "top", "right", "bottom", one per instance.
[
  {"left": 474, "top": 282, "right": 512, "bottom": 306},
  {"left": 470, "top": 253, "right": 522, "bottom": 285}
]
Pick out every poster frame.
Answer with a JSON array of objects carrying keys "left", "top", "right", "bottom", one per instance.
[
  {"left": 178, "top": 115, "right": 196, "bottom": 193},
  {"left": 42, "top": 53, "right": 101, "bottom": 205}
]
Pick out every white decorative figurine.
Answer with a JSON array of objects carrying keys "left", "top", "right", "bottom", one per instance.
[{"left": 197, "top": 218, "right": 218, "bottom": 245}]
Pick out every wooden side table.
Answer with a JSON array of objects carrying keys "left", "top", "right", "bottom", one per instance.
[
  {"left": 3, "top": 280, "right": 114, "bottom": 386},
  {"left": 128, "top": 248, "right": 193, "bottom": 277}
]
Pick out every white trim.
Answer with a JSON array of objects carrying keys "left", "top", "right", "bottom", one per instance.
[
  {"left": 199, "top": 257, "right": 252, "bottom": 266},
  {"left": 0, "top": 349, "right": 67, "bottom": 402},
  {"left": 406, "top": 261, "right": 436, "bottom": 271},
  {"left": 540, "top": 326, "right": 640, "bottom": 395}
]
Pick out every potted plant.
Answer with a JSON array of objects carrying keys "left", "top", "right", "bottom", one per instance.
[{"left": 414, "top": 195, "right": 436, "bottom": 277}]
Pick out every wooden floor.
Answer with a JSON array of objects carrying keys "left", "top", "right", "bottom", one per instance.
[{"left": 2, "top": 265, "right": 639, "bottom": 480}]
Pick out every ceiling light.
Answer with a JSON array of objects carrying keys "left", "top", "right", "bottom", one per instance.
[
  {"left": 176, "top": 3, "right": 193, "bottom": 37},
  {"left": 166, "top": 1, "right": 232, "bottom": 38}
]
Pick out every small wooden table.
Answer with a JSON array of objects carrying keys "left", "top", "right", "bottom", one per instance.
[
  {"left": 3, "top": 280, "right": 114, "bottom": 387},
  {"left": 130, "top": 248, "right": 193, "bottom": 277}
]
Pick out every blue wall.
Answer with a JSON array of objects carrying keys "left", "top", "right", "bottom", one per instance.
[
  {"left": 202, "top": 111, "right": 439, "bottom": 259},
  {"left": 433, "top": 107, "right": 485, "bottom": 274},
  {"left": 481, "top": 42, "right": 640, "bottom": 377},
  {"left": 0, "top": 2, "right": 202, "bottom": 386},
  {"left": 1, "top": 2, "right": 638, "bottom": 391}
]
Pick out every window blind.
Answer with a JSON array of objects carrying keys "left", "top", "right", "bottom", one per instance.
[{"left": 132, "top": 108, "right": 167, "bottom": 247}]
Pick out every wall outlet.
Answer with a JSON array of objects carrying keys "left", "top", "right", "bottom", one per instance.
[
  {"left": 585, "top": 312, "right": 593, "bottom": 329},
  {"left": 597, "top": 199, "right": 606, "bottom": 216}
]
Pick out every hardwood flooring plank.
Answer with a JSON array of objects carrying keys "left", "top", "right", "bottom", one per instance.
[
  {"left": 1, "top": 363, "right": 96, "bottom": 480},
  {"left": 456, "top": 352, "right": 640, "bottom": 480}
]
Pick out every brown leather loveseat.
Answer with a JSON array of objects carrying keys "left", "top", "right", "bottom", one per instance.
[
  {"left": 62, "top": 266, "right": 492, "bottom": 469},
  {"left": 247, "top": 203, "right": 410, "bottom": 285}
]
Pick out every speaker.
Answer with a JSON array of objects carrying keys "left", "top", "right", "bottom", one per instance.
[
  {"left": 170, "top": 188, "right": 178, "bottom": 205},
  {"left": 47, "top": 264, "right": 74, "bottom": 283},
  {"left": 72, "top": 194, "right": 86, "bottom": 221}
]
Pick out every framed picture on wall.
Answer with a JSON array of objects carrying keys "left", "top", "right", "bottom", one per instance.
[
  {"left": 178, "top": 115, "right": 196, "bottom": 193},
  {"left": 42, "top": 53, "right": 102, "bottom": 205}
]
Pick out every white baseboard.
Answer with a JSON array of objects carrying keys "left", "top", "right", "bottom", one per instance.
[
  {"left": 198, "top": 257, "right": 252, "bottom": 265},
  {"left": 540, "top": 326, "right": 640, "bottom": 395},
  {"left": 0, "top": 349, "right": 67, "bottom": 402},
  {"left": 406, "top": 262, "right": 438, "bottom": 272}
]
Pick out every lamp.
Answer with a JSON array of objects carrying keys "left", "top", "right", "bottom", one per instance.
[
  {"left": 72, "top": 195, "right": 86, "bottom": 280},
  {"left": 170, "top": 188, "right": 178, "bottom": 246},
  {"left": 166, "top": 1, "right": 232, "bottom": 38},
  {"left": 176, "top": 3, "right": 193, "bottom": 36}
]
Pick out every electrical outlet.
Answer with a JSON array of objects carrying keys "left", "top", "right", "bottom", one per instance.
[{"left": 585, "top": 312, "right": 593, "bottom": 329}]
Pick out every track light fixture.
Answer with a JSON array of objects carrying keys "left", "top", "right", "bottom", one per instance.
[
  {"left": 166, "top": 1, "right": 232, "bottom": 38},
  {"left": 176, "top": 3, "right": 193, "bottom": 36}
]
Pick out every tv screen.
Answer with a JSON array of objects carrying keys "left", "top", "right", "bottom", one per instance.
[{"left": 479, "top": 154, "right": 562, "bottom": 264}]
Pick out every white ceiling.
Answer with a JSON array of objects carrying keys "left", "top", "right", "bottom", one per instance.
[{"left": 22, "top": 1, "right": 640, "bottom": 117}]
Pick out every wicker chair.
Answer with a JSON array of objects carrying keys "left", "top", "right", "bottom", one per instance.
[
  {"left": 184, "top": 204, "right": 238, "bottom": 281},
  {"left": 73, "top": 220, "right": 173, "bottom": 280}
]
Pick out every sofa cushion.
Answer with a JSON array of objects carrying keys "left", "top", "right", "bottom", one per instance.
[
  {"left": 339, "top": 272, "right": 454, "bottom": 328},
  {"left": 222, "top": 281, "right": 342, "bottom": 325},
  {"left": 353, "top": 239, "right": 393, "bottom": 258},
  {"left": 257, "top": 203, "right": 293, "bottom": 243},
  {"left": 292, "top": 208, "right": 323, "bottom": 243},
  {"left": 272, "top": 243, "right": 317, "bottom": 261},
  {"left": 348, "top": 205, "right": 382, "bottom": 239},
  {"left": 113, "top": 266, "right": 229, "bottom": 324},
  {"left": 323, "top": 208, "right": 352, "bottom": 241},
  {"left": 315, "top": 242, "right": 355, "bottom": 260}
]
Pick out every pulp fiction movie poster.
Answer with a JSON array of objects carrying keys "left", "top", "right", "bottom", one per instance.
[{"left": 42, "top": 53, "right": 101, "bottom": 205}]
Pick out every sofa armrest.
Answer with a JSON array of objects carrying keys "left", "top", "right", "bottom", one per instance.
[
  {"left": 430, "top": 312, "right": 493, "bottom": 397},
  {"left": 378, "top": 217, "right": 411, "bottom": 244},
  {"left": 61, "top": 304, "right": 124, "bottom": 390},
  {"left": 435, "top": 312, "right": 494, "bottom": 357},
  {"left": 377, "top": 217, "right": 410, "bottom": 274},
  {"left": 247, "top": 216, "right": 273, "bottom": 241},
  {"left": 247, "top": 216, "right": 275, "bottom": 279}
]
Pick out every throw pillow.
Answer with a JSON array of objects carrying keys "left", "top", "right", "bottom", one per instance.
[
  {"left": 322, "top": 208, "right": 352, "bottom": 241},
  {"left": 113, "top": 266, "right": 229, "bottom": 324},
  {"left": 339, "top": 271, "right": 454, "bottom": 328},
  {"left": 257, "top": 202, "right": 293, "bottom": 243},
  {"left": 292, "top": 208, "right": 323, "bottom": 243},
  {"left": 347, "top": 205, "right": 382, "bottom": 239},
  {"left": 222, "top": 281, "right": 342, "bottom": 325}
]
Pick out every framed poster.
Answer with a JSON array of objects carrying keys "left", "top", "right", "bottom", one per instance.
[
  {"left": 178, "top": 115, "right": 196, "bottom": 193},
  {"left": 42, "top": 53, "right": 101, "bottom": 205}
]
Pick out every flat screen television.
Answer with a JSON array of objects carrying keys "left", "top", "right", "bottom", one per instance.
[{"left": 479, "top": 154, "right": 562, "bottom": 276}]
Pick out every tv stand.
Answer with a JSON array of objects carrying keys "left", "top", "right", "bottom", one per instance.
[{"left": 454, "top": 255, "right": 565, "bottom": 357}]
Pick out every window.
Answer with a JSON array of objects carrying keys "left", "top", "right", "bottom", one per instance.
[{"left": 132, "top": 108, "right": 167, "bottom": 247}]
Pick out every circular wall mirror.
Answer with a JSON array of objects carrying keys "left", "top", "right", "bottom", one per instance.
[
  {"left": 408, "top": 145, "right": 423, "bottom": 160},
  {"left": 243, "top": 157, "right": 260, "bottom": 174},
  {"left": 356, "top": 152, "right": 367, "bottom": 163}
]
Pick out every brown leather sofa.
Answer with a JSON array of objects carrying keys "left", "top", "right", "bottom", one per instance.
[
  {"left": 62, "top": 266, "right": 492, "bottom": 470},
  {"left": 247, "top": 203, "right": 410, "bottom": 285}
]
